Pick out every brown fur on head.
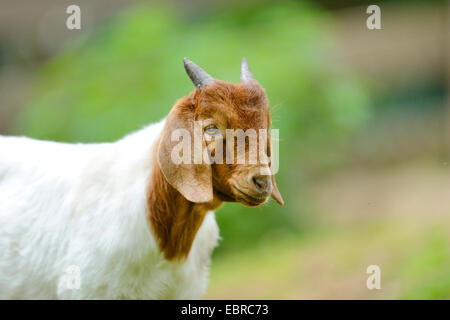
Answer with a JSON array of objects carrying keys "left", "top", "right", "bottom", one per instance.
[
  {"left": 149, "top": 58, "right": 283, "bottom": 260},
  {"left": 158, "top": 59, "right": 283, "bottom": 207}
]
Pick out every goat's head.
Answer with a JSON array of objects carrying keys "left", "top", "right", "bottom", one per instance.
[{"left": 157, "top": 58, "right": 284, "bottom": 207}]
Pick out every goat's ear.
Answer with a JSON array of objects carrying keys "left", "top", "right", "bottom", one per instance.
[
  {"left": 157, "top": 104, "right": 213, "bottom": 203},
  {"left": 270, "top": 174, "right": 284, "bottom": 206},
  {"left": 267, "top": 130, "right": 284, "bottom": 206}
]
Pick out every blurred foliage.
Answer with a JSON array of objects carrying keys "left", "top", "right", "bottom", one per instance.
[
  {"left": 206, "top": 219, "right": 450, "bottom": 299},
  {"left": 15, "top": 0, "right": 370, "bottom": 254}
]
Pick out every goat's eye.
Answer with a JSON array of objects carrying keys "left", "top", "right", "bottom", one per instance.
[{"left": 204, "top": 125, "right": 220, "bottom": 136}]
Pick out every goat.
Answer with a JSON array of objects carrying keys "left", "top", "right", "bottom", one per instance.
[{"left": 0, "top": 58, "right": 283, "bottom": 299}]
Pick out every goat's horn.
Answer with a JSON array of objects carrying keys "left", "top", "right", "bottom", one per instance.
[
  {"left": 183, "top": 58, "right": 214, "bottom": 89},
  {"left": 240, "top": 58, "right": 254, "bottom": 82}
]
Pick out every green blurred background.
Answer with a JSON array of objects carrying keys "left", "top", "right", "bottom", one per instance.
[{"left": 0, "top": 0, "right": 449, "bottom": 299}]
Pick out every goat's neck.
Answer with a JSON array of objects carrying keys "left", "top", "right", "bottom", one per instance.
[{"left": 147, "top": 143, "right": 222, "bottom": 261}]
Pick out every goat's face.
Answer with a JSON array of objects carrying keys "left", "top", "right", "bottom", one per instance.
[
  {"left": 194, "top": 81, "right": 282, "bottom": 207},
  {"left": 157, "top": 59, "right": 283, "bottom": 206}
]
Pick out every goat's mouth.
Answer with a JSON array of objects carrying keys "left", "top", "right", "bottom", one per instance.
[{"left": 230, "top": 182, "right": 268, "bottom": 207}]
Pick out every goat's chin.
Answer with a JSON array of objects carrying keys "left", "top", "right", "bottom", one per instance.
[
  {"left": 213, "top": 188, "right": 236, "bottom": 203},
  {"left": 237, "top": 195, "right": 268, "bottom": 207},
  {"left": 212, "top": 186, "right": 266, "bottom": 207},
  {"left": 229, "top": 184, "right": 268, "bottom": 207}
]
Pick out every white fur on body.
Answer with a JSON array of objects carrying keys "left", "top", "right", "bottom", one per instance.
[{"left": 0, "top": 120, "right": 219, "bottom": 299}]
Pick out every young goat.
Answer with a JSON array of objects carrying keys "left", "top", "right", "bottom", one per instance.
[{"left": 0, "top": 58, "right": 283, "bottom": 299}]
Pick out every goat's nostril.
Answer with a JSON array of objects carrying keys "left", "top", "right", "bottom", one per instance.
[{"left": 252, "top": 175, "right": 270, "bottom": 193}]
